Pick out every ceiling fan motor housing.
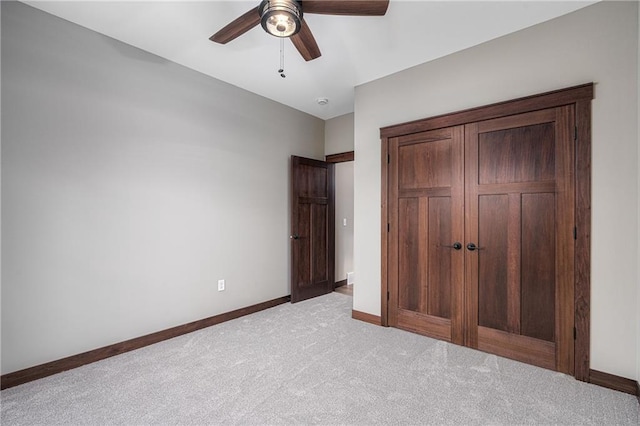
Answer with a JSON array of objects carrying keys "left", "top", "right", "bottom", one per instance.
[{"left": 259, "top": 0, "right": 303, "bottom": 38}]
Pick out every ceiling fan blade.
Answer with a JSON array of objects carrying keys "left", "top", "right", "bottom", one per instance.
[
  {"left": 302, "top": 0, "right": 389, "bottom": 16},
  {"left": 290, "top": 19, "right": 321, "bottom": 61},
  {"left": 210, "top": 6, "right": 261, "bottom": 44}
]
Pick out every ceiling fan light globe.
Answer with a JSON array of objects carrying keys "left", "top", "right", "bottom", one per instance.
[{"left": 259, "top": 0, "right": 302, "bottom": 38}]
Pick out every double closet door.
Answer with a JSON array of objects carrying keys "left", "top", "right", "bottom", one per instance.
[{"left": 387, "top": 106, "right": 575, "bottom": 374}]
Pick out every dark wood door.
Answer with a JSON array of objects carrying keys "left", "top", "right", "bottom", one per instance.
[
  {"left": 388, "top": 127, "right": 465, "bottom": 344},
  {"left": 387, "top": 107, "right": 575, "bottom": 373},
  {"left": 465, "top": 107, "right": 575, "bottom": 373},
  {"left": 290, "top": 156, "right": 335, "bottom": 303}
]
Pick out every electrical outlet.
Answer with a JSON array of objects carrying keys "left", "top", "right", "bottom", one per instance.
[{"left": 217, "top": 279, "right": 225, "bottom": 291}]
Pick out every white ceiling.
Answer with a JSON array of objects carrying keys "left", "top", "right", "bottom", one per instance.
[{"left": 23, "top": 0, "right": 596, "bottom": 120}]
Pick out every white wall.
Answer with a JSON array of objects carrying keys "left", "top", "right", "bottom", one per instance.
[
  {"left": 1, "top": 2, "right": 324, "bottom": 374},
  {"left": 325, "top": 114, "right": 355, "bottom": 283},
  {"left": 354, "top": 1, "right": 639, "bottom": 380}
]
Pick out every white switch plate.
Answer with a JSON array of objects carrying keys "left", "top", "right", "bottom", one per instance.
[
  {"left": 343, "top": 218, "right": 347, "bottom": 227},
  {"left": 217, "top": 279, "right": 225, "bottom": 291}
]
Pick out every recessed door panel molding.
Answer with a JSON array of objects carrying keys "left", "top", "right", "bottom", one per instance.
[{"left": 381, "top": 84, "right": 593, "bottom": 380}]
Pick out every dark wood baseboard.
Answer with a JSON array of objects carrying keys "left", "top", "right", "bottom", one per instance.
[
  {"left": 352, "top": 310, "right": 381, "bottom": 326},
  {"left": 637, "top": 381, "right": 640, "bottom": 404},
  {"left": 1, "top": 296, "right": 291, "bottom": 390},
  {"left": 589, "top": 369, "right": 638, "bottom": 396},
  {"left": 334, "top": 279, "right": 347, "bottom": 288}
]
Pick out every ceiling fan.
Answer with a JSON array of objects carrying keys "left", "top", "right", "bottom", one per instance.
[{"left": 210, "top": 0, "right": 390, "bottom": 61}]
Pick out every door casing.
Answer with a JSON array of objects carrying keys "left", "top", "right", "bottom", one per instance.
[{"left": 379, "top": 83, "right": 593, "bottom": 381}]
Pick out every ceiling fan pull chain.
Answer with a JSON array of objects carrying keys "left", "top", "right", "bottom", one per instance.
[{"left": 278, "top": 38, "right": 286, "bottom": 78}]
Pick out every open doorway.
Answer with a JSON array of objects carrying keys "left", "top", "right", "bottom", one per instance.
[
  {"left": 326, "top": 153, "right": 354, "bottom": 296},
  {"left": 325, "top": 113, "right": 355, "bottom": 297}
]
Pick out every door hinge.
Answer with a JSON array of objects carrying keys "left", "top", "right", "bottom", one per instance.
[
  {"left": 573, "top": 327, "right": 577, "bottom": 340},
  {"left": 387, "top": 154, "right": 390, "bottom": 164},
  {"left": 387, "top": 291, "right": 390, "bottom": 301},
  {"left": 574, "top": 126, "right": 578, "bottom": 141},
  {"left": 387, "top": 223, "right": 390, "bottom": 232},
  {"left": 574, "top": 227, "right": 577, "bottom": 240}
]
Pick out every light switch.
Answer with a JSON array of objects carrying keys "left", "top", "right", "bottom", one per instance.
[{"left": 343, "top": 218, "right": 347, "bottom": 227}]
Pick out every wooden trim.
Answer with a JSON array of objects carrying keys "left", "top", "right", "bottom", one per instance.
[
  {"left": 1, "top": 296, "right": 291, "bottom": 390},
  {"left": 574, "top": 99, "right": 592, "bottom": 382},
  {"left": 381, "top": 83, "right": 594, "bottom": 138},
  {"left": 589, "top": 369, "right": 638, "bottom": 396},
  {"left": 352, "top": 310, "right": 381, "bottom": 326},
  {"left": 637, "top": 381, "right": 640, "bottom": 404},
  {"left": 325, "top": 151, "right": 354, "bottom": 163},
  {"left": 328, "top": 162, "right": 336, "bottom": 296},
  {"left": 463, "top": 123, "right": 479, "bottom": 349},
  {"left": 380, "top": 137, "right": 390, "bottom": 326},
  {"left": 555, "top": 105, "right": 577, "bottom": 375},
  {"left": 334, "top": 279, "right": 348, "bottom": 288}
]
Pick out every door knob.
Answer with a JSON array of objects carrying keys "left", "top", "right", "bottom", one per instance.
[
  {"left": 440, "top": 242, "right": 462, "bottom": 250},
  {"left": 466, "top": 242, "right": 484, "bottom": 251},
  {"left": 290, "top": 234, "right": 300, "bottom": 240}
]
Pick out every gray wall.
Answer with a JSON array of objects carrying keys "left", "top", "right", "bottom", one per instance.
[
  {"left": 353, "top": 1, "right": 639, "bottom": 379},
  {"left": 1, "top": 2, "right": 324, "bottom": 374},
  {"left": 637, "top": 0, "right": 640, "bottom": 388},
  {"left": 333, "top": 161, "right": 354, "bottom": 283},
  {"left": 325, "top": 113, "right": 354, "bottom": 156}
]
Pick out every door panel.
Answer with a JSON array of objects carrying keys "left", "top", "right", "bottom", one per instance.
[
  {"left": 397, "top": 196, "right": 453, "bottom": 318},
  {"left": 466, "top": 107, "right": 575, "bottom": 373},
  {"left": 291, "top": 156, "right": 335, "bottom": 303},
  {"left": 477, "top": 194, "right": 509, "bottom": 332},
  {"left": 294, "top": 203, "right": 311, "bottom": 290},
  {"left": 389, "top": 126, "right": 464, "bottom": 344},
  {"left": 311, "top": 203, "right": 329, "bottom": 285},
  {"left": 399, "top": 138, "right": 452, "bottom": 189},
  {"left": 297, "top": 163, "right": 328, "bottom": 197},
  {"left": 427, "top": 197, "right": 452, "bottom": 319},
  {"left": 478, "top": 122, "right": 556, "bottom": 184},
  {"left": 521, "top": 193, "right": 555, "bottom": 342},
  {"left": 398, "top": 198, "right": 420, "bottom": 312}
]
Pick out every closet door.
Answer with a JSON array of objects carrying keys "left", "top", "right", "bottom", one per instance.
[
  {"left": 388, "top": 126, "right": 465, "bottom": 344},
  {"left": 464, "top": 106, "right": 575, "bottom": 373}
]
